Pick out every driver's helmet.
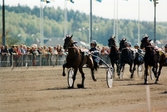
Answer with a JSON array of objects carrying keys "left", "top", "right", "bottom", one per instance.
[
  {"left": 90, "top": 40, "right": 97, "bottom": 47},
  {"left": 134, "top": 43, "right": 139, "bottom": 47},
  {"left": 165, "top": 44, "right": 167, "bottom": 48},
  {"left": 127, "top": 42, "right": 131, "bottom": 47}
]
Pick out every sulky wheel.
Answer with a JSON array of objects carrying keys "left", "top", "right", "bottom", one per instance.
[
  {"left": 67, "top": 68, "right": 74, "bottom": 88},
  {"left": 137, "top": 64, "right": 143, "bottom": 79},
  {"left": 106, "top": 68, "right": 113, "bottom": 88}
]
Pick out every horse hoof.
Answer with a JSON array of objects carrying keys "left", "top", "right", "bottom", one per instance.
[
  {"left": 144, "top": 82, "right": 148, "bottom": 84},
  {"left": 68, "top": 86, "right": 74, "bottom": 89},
  {"left": 130, "top": 75, "right": 133, "bottom": 78},
  {"left": 93, "top": 79, "right": 97, "bottom": 82},
  {"left": 119, "top": 76, "right": 123, "bottom": 79},
  {"left": 118, "top": 76, "right": 121, "bottom": 79},
  {"left": 62, "top": 73, "right": 66, "bottom": 77},
  {"left": 77, "top": 84, "right": 84, "bottom": 88}
]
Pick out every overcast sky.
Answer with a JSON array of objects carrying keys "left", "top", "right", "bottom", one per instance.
[{"left": 1, "top": 0, "right": 167, "bottom": 22}]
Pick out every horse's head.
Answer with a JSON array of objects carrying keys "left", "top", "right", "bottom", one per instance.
[
  {"left": 63, "top": 34, "right": 74, "bottom": 50},
  {"left": 108, "top": 36, "right": 116, "bottom": 47},
  {"left": 140, "top": 35, "right": 152, "bottom": 49},
  {"left": 119, "top": 38, "right": 127, "bottom": 51}
]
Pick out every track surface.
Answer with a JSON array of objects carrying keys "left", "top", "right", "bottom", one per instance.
[{"left": 0, "top": 66, "right": 167, "bottom": 112}]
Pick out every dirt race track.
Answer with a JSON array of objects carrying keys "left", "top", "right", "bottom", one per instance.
[{"left": 0, "top": 65, "right": 167, "bottom": 112}]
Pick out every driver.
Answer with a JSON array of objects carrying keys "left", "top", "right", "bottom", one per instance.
[
  {"left": 134, "top": 43, "right": 143, "bottom": 54},
  {"left": 89, "top": 40, "right": 100, "bottom": 70}
]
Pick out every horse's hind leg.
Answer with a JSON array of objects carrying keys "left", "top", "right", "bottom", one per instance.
[
  {"left": 152, "top": 64, "right": 158, "bottom": 79},
  {"left": 110, "top": 62, "right": 115, "bottom": 78},
  {"left": 118, "top": 63, "right": 124, "bottom": 79},
  {"left": 116, "top": 61, "right": 120, "bottom": 74},
  {"left": 111, "top": 62, "right": 115, "bottom": 72},
  {"left": 129, "top": 62, "right": 133, "bottom": 73},
  {"left": 130, "top": 63, "right": 136, "bottom": 78},
  {"left": 86, "top": 55, "right": 97, "bottom": 81},
  {"left": 155, "top": 64, "right": 162, "bottom": 84},
  {"left": 91, "top": 68, "right": 97, "bottom": 82},
  {"left": 62, "top": 63, "right": 66, "bottom": 76},
  {"left": 144, "top": 65, "right": 148, "bottom": 84}
]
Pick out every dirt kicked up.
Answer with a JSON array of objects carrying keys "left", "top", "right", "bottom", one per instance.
[{"left": 0, "top": 66, "right": 167, "bottom": 112}]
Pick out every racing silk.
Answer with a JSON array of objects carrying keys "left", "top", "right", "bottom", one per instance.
[{"left": 89, "top": 47, "right": 100, "bottom": 63}]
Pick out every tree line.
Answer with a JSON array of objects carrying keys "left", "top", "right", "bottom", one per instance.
[{"left": 0, "top": 4, "right": 167, "bottom": 46}]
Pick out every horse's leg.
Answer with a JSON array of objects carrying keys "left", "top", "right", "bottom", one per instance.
[
  {"left": 152, "top": 63, "right": 158, "bottom": 79},
  {"left": 118, "top": 63, "right": 122, "bottom": 78},
  {"left": 118, "top": 62, "right": 124, "bottom": 79},
  {"left": 121, "top": 64, "right": 125, "bottom": 79},
  {"left": 129, "top": 62, "right": 133, "bottom": 73},
  {"left": 91, "top": 68, "right": 97, "bottom": 82},
  {"left": 155, "top": 63, "right": 162, "bottom": 84},
  {"left": 110, "top": 62, "right": 115, "bottom": 78},
  {"left": 144, "top": 64, "right": 148, "bottom": 84},
  {"left": 62, "top": 63, "right": 67, "bottom": 76},
  {"left": 155, "top": 55, "right": 165, "bottom": 84},
  {"left": 78, "top": 66, "right": 85, "bottom": 88},
  {"left": 117, "top": 63, "right": 121, "bottom": 77},
  {"left": 116, "top": 60, "right": 120, "bottom": 75},
  {"left": 62, "top": 63, "right": 71, "bottom": 76},
  {"left": 86, "top": 55, "right": 97, "bottom": 81},
  {"left": 111, "top": 62, "right": 115, "bottom": 72},
  {"left": 130, "top": 63, "right": 136, "bottom": 78}
]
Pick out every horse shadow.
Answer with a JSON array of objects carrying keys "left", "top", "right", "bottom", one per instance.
[
  {"left": 115, "top": 78, "right": 134, "bottom": 81},
  {"left": 159, "top": 91, "right": 167, "bottom": 94},
  {"left": 38, "top": 87, "right": 89, "bottom": 91},
  {"left": 124, "top": 83, "right": 163, "bottom": 86}
]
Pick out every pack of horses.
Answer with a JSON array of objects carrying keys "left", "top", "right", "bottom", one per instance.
[
  {"left": 108, "top": 35, "right": 166, "bottom": 84},
  {"left": 108, "top": 36, "right": 142, "bottom": 79},
  {"left": 62, "top": 34, "right": 166, "bottom": 88}
]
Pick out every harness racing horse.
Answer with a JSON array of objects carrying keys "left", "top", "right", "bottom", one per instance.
[
  {"left": 62, "top": 35, "right": 97, "bottom": 88},
  {"left": 118, "top": 38, "right": 135, "bottom": 79},
  {"left": 131, "top": 48, "right": 144, "bottom": 78},
  {"left": 140, "top": 36, "right": 166, "bottom": 84},
  {"left": 108, "top": 36, "right": 120, "bottom": 76}
]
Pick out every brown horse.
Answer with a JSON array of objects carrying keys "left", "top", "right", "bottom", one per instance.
[
  {"left": 108, "top": 36, "right": 120, "bottom": 76},
  {"left": 140, "top": 36, "right": 166, "bottom": 84},
  {"left": 118, "top": 38, "right": 135, "bottom": 79},
  {"left": 62, "top": 35, "right": 97, "bottom": 88}
]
